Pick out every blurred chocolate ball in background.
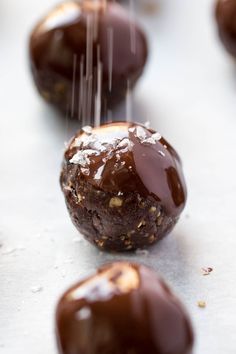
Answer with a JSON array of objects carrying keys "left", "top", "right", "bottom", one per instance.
[
  {"left": 29, "top": 0, "right": 148, "bottom": 121},
  {"left": 56, "top": 262, "right": 194, "bottom": 354},
  {"left": 216, "top": 0, "right": 236, "bottom": 57}
]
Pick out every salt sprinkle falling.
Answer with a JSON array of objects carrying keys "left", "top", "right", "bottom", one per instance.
[{"left": 144, "top": 121, "right": 150, "bottom": 128}]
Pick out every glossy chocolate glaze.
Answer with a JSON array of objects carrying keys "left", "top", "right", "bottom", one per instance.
[
  {"left": 216, "top": 0, "right": 236, "bottom": 57},
  {"left": 56, "top": 262, "right": 194, "bottom": 354},
  {"left": 29, "top": 1, "right": 148, "bottom": 119},
  {"left": 65, "top": 122, "right": 187, "bottom": 218}
]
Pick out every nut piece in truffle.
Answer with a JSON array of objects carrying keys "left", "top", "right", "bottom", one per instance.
[
  {"left": 215, "top": 0, "right": 236, "bottom": 57},
  {"left": 29, "top": 0, "right": 148, "bottom": 120},
  {"left": 60, "top": 122, "right": 187, "bottom": 252},
  {"left": 56, "top": 262, "right": 194, "bottom": 354}
]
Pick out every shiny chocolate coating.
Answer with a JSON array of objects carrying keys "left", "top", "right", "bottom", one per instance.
[
  {"left": 60, "top": 122, "right": 187, "bottom": 251},
  {"left": 56, "top": 262, "right": 194, "bottom": 354},
  {"left": 215, "top": 0, "right": 236, "bottom": 57},
  {"left": 29, "top": 1, "right": 148, "bottom": 120}
]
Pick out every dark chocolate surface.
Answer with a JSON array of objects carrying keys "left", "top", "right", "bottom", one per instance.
[
  {"left": 29, "top": 1, "right": 148, "bottom": 119},
  {"left": 64, "top": 122, "right": 186, "bottom": 218},
  {"left": 56, "top": 262, "right": 194, "bottom": 354}
]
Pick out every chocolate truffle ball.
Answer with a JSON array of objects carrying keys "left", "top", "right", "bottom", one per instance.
[
  {"left": 215, "top": 0, "right": 236, "bottom": 57},
  {"left": 60, "top": 122, "right": 187, "bottom": 251},
  {"left": 56, "top": 262, "right": 194, "bottom": 354},
  {"left": 29, "top": 0, "right": 148, "bottom": 120}
]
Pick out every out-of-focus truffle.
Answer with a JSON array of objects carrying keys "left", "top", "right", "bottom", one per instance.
[
  {"left": 29, "top": 0, "right": 148, "bottom": 120},
  {"left": 56, "top": 262, "right": 194, "bottom": 354},
  {"left": 216, "top": 0, "right": 236, "bottom": 57}
]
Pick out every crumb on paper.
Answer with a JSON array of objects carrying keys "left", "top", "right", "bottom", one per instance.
[
  {"left": 135, "top": 249, "right": 149, "bottom": 256},
  {"left": 31, "top": 286, "right": 43, "bottom": 293},
  {"left": 198, "top": 301, "right": 206, "bottom": 308},
  {"left": 201, "top": 267, "right": 213, "bottom": 276}
]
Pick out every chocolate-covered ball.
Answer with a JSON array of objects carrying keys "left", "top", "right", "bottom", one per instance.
[
  {"left": 29, "top": 1, "right": 148, "bottom": 120},
  {"left": 56, "top": 262, "right": 194, "bottom": 354},
  {"left": 215, "top": 0, "right": 236, "bottom": 57},
  {"left": 60, "top": 122, "right": 187, "bottom": 251}
]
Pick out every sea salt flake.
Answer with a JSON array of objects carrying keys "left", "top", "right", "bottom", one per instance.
[
  {"left": 82, "top": 125, "right": 93, "bottom": 135},
  {"left": 117, "top": 138, "right": 129, "bottom": 148},
  {"left": 152, "top": 132, "right": 162, "bottom": 141},
  {"left": 81, "top": 134, "right": 97, "bottom": 147},
  {"left": 73, "top": 138, "right": 82, "bottom": 148},
  {"left": 81, "top": 134, "right": 107, "bottom": 152},
  {"left": 140, "top": 132, "right": 162, "bottom": 145},
  {"left": 135, "top": 126, "right": 147, "bottom": 141},
  {"left": 117, "top": 138, "right": 134, "bottom": 152},
  {"left": 90, "top": 140, "right": 107, "bottom": 152},
  {"left": 69, "top": 151, "right": 90, "bottom": 166},
  {"left": 128, "top": 127, "right": 135, "bottom": 133},
  {"left": 142, "top": 137, "right": 156, "bottom": 145},
  {"left": 82, "top": 149, "right": 99, "bottom": 156}
]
